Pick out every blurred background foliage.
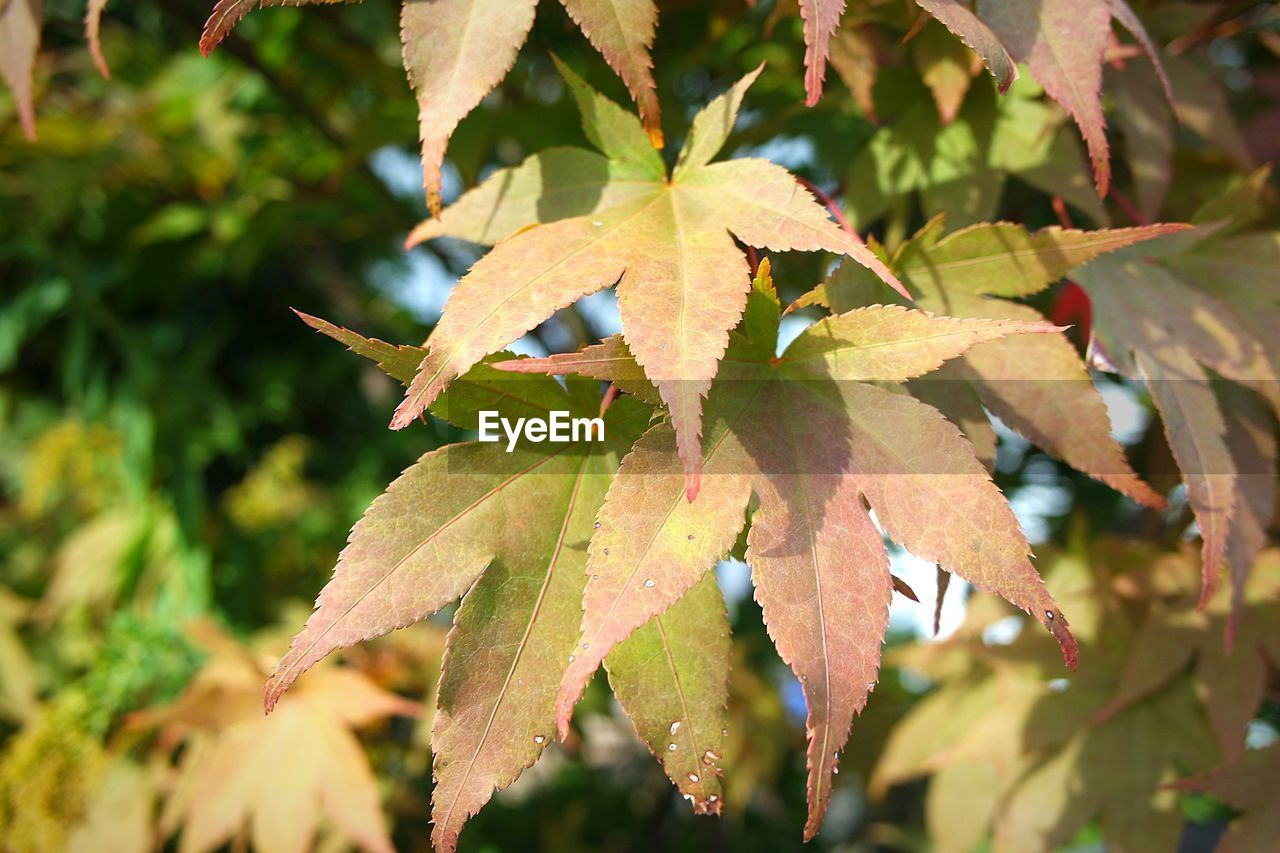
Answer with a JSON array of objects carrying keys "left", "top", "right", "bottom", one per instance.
[{"left": 2, "top": 0, "right": 1279, "bottom": 851}]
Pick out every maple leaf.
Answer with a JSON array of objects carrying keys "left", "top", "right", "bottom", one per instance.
[
  {"left": 602, "top": 571, "right": 731, "bottom": 815},
  {"left": 1074, "top": 223, "right": 1280, "bottom": 606},
  {"left": 1218, "top": 384, "right": 1279, "bottom": 638},
  {"left": 0, "top": 588, "right": 37, "bottom": 724},
  {"left": 912, "top": 18, "right": 981, "bottom": 126},
  {"left": 1096, "top": 547, "right": 1280, "bottom": 760},
  {"left": 487, "top": 333, "right": 662, "bottom": 407},
  {"left": 504, "top": 261, "right": 1077, "bottom": 837},
  {"left": 797, "top": 0, "right": 847, "bottom": 106},
  {"left": 796, "top": 218, "right": 1181, "bottom": 506},
  {"left": 85, "top": 0, "right": 111, "bottom": 78},
  {"left": 1108, "top": 58, "right": 1172, "bottom": 221},
  {"left": 291, "top": 310, "right": 425, "bottom": 386},
  {"left": 198, "top": 0, "right": 357, "bottom": 57},
  {"left": 269, "top": 314, "right": 735, "bottom": 848},
  {"left": 400, "top": 63, "right": 905, "bottom": 499},
  {"left": 146, "top": 626, "right": 419, "bottom": 853},
  {"left": 199, "top": 0, "right": 661, "bottom": 212},
  {"left": 404, "top": 0, "right": 660, "bottom": 214},
  {"left": 993, "top": 679, "right": 1216, "bottom": 852},
  {"left": 843, "top": 77, "right": 1108, "bottom": 231},
  {"left": 797, "top": 0, "right": 1002, "bottom": 112},
  {"left": 0, "top": 0, "right": 42, "bottom": 141},
  {"left": 65, "top": 757, "right": 157, "bottom": 853},
  {"left": 973, "top": 0, "right": 1172, "bottom": 196},
  {"left": 914, "top": 0, "right": 1016, "bottom": 94},
  {"left": 1165, "top": 52, "right": 1255, "bottom": 172},
  {"left": 828, "top": 20, "right": 879, "bottom": 122},
  {"left": 874, "top": 546, "right": 1222, "bottom": 853}
]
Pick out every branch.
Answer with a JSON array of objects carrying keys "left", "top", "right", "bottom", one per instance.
[{"left": 1108, "top": 186, "right": 1150, "bottom": 227}]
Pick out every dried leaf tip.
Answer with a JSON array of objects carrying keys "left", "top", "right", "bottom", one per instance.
[
  {"left": 891, "top": 575, "right": 920, "bottom": 602},
  {"left": 690, "top": 794, "right": 723, "bottom": 816},
  {"left": 1042, "top": 607, "right": 1079, "bottom": 670},
  {"left": 685, "top": 471, "right": 702, "bottom": 503},
  {"left": 262, "top": 678, "right": 285, "bottom": 714},
  {"left": 198, "top": 0, "right": 242, "bottom": 57}
]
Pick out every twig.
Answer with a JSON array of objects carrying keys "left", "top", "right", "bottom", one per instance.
[
  {"left": 1108, "top": 186, "right": 1150, "bottom": 226},
  {"left": 1051, "top": 196, "right": 1074, "bottom": 229},
  {"left": 1167, "top": 1, "right": 1257, "bottom": 55}
]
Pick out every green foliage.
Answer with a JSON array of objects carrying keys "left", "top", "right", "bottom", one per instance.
[
  {"left": 876, "top": 543, "right": 1280, "bottom": 851},
  {"left": 2, "top": 1, "right": 1279, "bottom": 851}
]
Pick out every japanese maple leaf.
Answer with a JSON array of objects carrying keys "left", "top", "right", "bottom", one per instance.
[
  {"left": 266, "top": 313, "right": 732, "bottom": 851},
  {"left": 826, "top": 19, "right": 878, "bottom": 120},
  {"left": 796, "top": 1, "right": 847, "bottom": 105},
  {"left": 873, "top": 548, "right": 1221, "bottom": 853},
  {"left": 796, "top": 218, "right": 1182, "bottom": 505},
  {"left": 144, "top": 626, "right": 420, "bottom": 853},
  {"left": 0, "top": 0, "right": 41, "bottom": 141},
  {"left": 399, "top": 62, "right": 905, "bottom": 499},
  {"left": 199, "top": 1, "right": 357, "bottom": 56},
  {"left": 502, "top": 261, "right": 1077, "bottom": 837},
  {"left": 826, "top": 3, "right": 1007, "bottom": 125},
  {"left": 911, "top": 18, "right": 983, "bottom": 126},
  {"left": 1074, "top": 225, "right": 1280, "bottom": 608},
  {"left": 799, "top": 0, "right": 1011, "bottom": 108},
  {"left": 914, "top": 0, "right": 1017, "bottom": 94},
  {"left": 200, "top": 0, "right": 662, "bottom": 213},
  {"left": 1097, "top": 547, "right": 1280, "bottom": 760},
  {"left": 993, "top": 675, "right": 1216, "bottom": 852},
  {"left": 971, "top": 0, "right": 1172, "bottom": 196},
  {"left": 842, "top": 78, "right": 1109, "bottom": 231},
  {"left": 85, "top": 0, "right": 111, "bottom": 78}
]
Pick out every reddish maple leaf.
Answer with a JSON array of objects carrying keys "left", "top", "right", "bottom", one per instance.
[
  {"left": 502, "top": 261, "right": 1077, "bottom": 837},
  {"left": 399, "top": 63, "right": 905, "bottom": 499}
]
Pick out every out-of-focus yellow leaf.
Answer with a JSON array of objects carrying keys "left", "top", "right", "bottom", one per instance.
[
  {"left": 146, "top": 625, "right": 420, "bottom": 853},
  {"left": 0, "top": 588, "right": 37, "bottom": 723}
]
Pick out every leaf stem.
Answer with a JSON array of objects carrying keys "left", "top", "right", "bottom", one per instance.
[
  {"left": 1051, "top": 196, "right": 1075, "bottom": 229},
  {"left": 795, "top": 177, "right": 865, "bottom": 245},
  {"left": 1108, "top": 186, "right": 1150, "bottom": 226},
  {"left": 599, "top": 384, "right": 619, "bottom": 417}
]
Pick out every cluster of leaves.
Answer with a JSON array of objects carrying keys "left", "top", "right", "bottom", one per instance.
[
  {"left": 399, "top": 61, "right": 907, "bottom": 496},
  {"left": 874, "top": 541, "right": 1280, "bottom": 852},
  {"left": 136, "top": 621, "right": 427, "bottom": 853},
  {"left": 284, "top": 247, "right": 1077, "bottom": 846},
  {"left": 2, "top": 0, "right": 114, "bottom": 139},
  {"left": 0, "top": 614, "right": 201, "bottom": 850},
  {"left": 4, "top": 0, "right": 1280, "bottom": 851},
  {"left": 1, "top": 6, "right": 442, "bottom": 849},
  {"left": 238, "top": 33, "right": 1279, "bottom": 842},
  {"left": 1076, "top": 182, "right": 1280, "bottom": 621},
  {"left": 184, "top": 0, "right": 1279, "bottom": 847},
  {"left": 803, "top": 173, "right": 1280, "bottom": 628}
]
